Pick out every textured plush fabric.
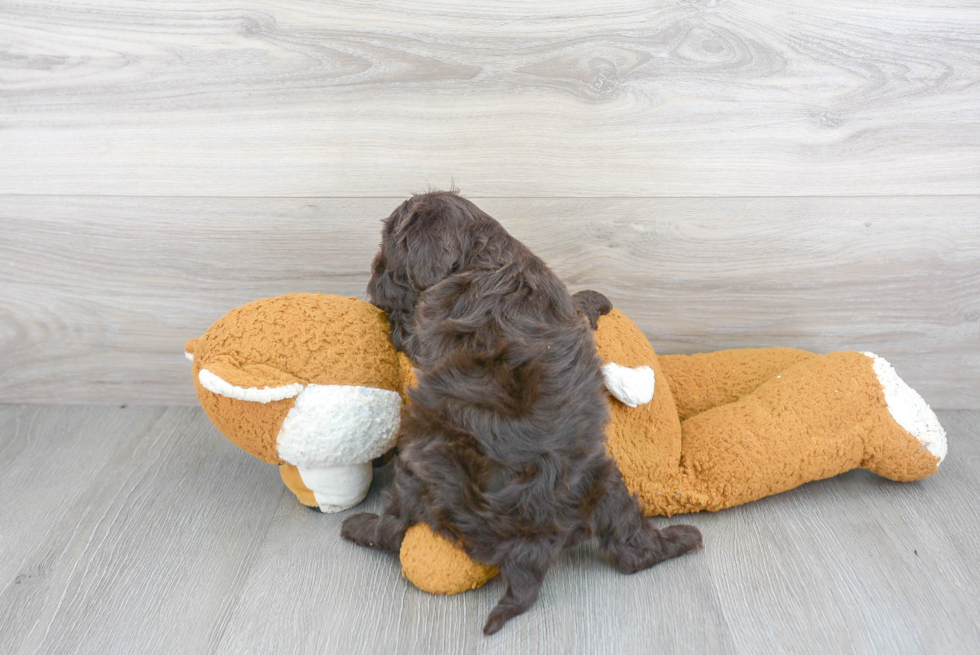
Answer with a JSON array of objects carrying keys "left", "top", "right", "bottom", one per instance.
[
  {"left": 676, "top": 350, "right": 940, "bottom": 513},
  {"left": 401, "top": 308, "right": 944, "bottom": 593},
  {"left": 297, "top": 462, "right": 375, "bottom": 513},
  {"left": 866, "top": 352, "right": 947, "bottom": 462},
  {"left": 400, "top": 524, "right": 498, "bottom": 595},
  {"left": 659, "top": 348, "right": 818, "bottom": 421},
  {"left": 276, "top": 384, "right": 401, "bottom": 468},
  {"left": 195, "top": 388, "right": 296, "bottom": 464},
  {"left": 601, "top": 362, "right": 655, "bottom": 407},
  {"left": 593, "top": 309, "right": 684, "bottom": 508},
  {"left": 186, "top": 295, "right": 943, "bottom": 594},
  {"left": 593, "top": 312, "right": 941, "bottom": 516},
  {"left": 279, "top": 463, "right": 318, "bottom": 508},
  {"left": 187, "top": 294, "right": 404, "bottom": 465},
  {"left": 189, "top": 293, "right": 403, "bottom": 391}
]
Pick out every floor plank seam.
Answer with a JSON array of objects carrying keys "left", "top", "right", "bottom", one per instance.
[
  {"left": 206, "top": 486, "right": 290, "bottom": 655},
  {"left": 36, "top": 408, "right": 173, "bottom": 648}
]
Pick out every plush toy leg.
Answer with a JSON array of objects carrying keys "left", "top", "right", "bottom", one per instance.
[
  {"left": 594, "top": 309, "right": 685, "bottom": 497},
  {"left": 279, "top": 464, "right": 319, "bottom": 508},
  {"left": 279, "top": 462, "right": 373, "bottom": 513},
  {"left": 400, "top": 524, "right": 499, "bottom": 594},
  {"left": 610, "top": 347, "right": 819, "bottom": 516},
  {"left": 670, "top": 351, "right": 944, "bottom": 513},
  {"left": 658, "top": 348, "right": 818, "bottom": 421},
  {"left": 857, "top": 352, "right": 946, "bottom": 480}
]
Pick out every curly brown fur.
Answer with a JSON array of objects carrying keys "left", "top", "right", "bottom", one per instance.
[
  {"left": 571, "top": 289, "right": 614, "bottom": 330},
  {"left": 342, "top": 191, "right": 702, "bottom": 635}
]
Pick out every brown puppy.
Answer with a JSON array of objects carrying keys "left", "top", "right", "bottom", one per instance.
[{"left": 341, "top": 191, "right": 702, "bottom": 635}]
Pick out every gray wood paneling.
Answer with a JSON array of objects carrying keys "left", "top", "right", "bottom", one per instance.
[
  {"left": 1, "top": 1, "right": 978, "bottom": 196},
  {"left": 0, "top": 405, "right": 978, "bottom": 653},
  {"left": 3, "top": 195, "right": 977, "bottom": 407}
]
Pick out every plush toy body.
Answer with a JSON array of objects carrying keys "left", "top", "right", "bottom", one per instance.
[
  {"left": 402, "top": 308, "right": 946, "bottom": 593},
  {"left": 187, "top": 294, "right": 946, "bottom": 593},
  {"left": 595, "top": 310, "right": 945, "bottom": 516}
]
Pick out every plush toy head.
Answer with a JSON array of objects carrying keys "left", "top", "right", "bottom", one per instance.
[{"left": 186, "top": 293, "right": 411, "bottom": 512}]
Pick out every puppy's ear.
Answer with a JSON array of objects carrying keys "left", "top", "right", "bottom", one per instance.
[
  {"left": 572, "top": 290, "right": 613, "bottom": 330},
  {"left": 367, "top": 250, "right": 406, "bottom": 313},
  {"left": 394, "top": 206, "right": 462, "bottom": 291}
]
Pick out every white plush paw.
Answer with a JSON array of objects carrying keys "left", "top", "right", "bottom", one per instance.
[
  {"left": 864, "top": 352, "right": 947, "bottom": 463},
  {"left": 602, "top": 363, "right": 655, "bottom": 407},
  {"left": 297, "top": 463, "right": 374, "bottom": 513}
]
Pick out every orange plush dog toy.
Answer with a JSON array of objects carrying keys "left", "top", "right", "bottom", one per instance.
[{"left": 187, "top": 293, "right": 946, "bottom": 593}]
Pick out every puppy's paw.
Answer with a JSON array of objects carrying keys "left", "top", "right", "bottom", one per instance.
[
  {"left": 611, "top": 521, "right": 703, "bottom": 573},
  {"left": 341, "top": 512, "right": 382, "bottom": 548},
  {"left": 662, "top": 523, "right": 703, "bottom": 554}
]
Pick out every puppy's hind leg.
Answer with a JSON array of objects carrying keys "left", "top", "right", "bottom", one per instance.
[
  {"left": 341, "top": 461, "right": 422, "bottom": 553},
  {"left": 483, "top": 541, "right": 556, "bottom": 636},
  {"left": 594, "top": 469, "right": 702, "bottom": 573}
]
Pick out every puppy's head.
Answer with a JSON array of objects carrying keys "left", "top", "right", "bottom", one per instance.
[{"left": 370, "top": 190, "right": 481, "bottom": 300}]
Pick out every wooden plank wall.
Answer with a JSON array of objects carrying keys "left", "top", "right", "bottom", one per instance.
[{"left": 1, "top": 1, "right": 978, "bottom": 407}]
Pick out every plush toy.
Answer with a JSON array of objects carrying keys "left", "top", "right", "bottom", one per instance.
[{"left": 187, "top": 293, "right": 946, "bottom": 594}]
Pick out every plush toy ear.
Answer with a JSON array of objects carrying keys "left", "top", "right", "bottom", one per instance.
[
  {"left": 184, "top": 338, "right": 199, "bottom": 362},
  {"left": 394, "top": 207, "right": 463, "bottom": 291},
  {"left": 197, "top": 366, "right": 304, "bottom": 403}
]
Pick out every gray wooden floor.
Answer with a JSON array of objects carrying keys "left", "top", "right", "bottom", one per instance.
[{"left": 0, "top": 405, "right": 977, "bottom": 655}]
